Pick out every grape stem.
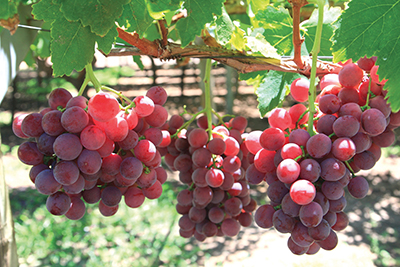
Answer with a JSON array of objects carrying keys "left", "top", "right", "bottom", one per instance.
[
  {"left": 84, "top": 63, "right": 102, "bottom": 93},
  {"left": 204, "top": 58, "right": 214, "bottom": 140},
  {"left": 78, "top": 74, "right": 90, "bottom": 96},
  {"left": 306, "top": 0, "right": 325, "bottom": 136},
  {"left": 101, "top": 86, "right": 132, "bottom": 105}
]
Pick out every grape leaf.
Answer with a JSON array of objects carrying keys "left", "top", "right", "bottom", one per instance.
[
  {"left": 256, "top": 70, "right": 301, "bottom": 117},
  {"left": 51, "top": 16, "right": 96, "bottom": 77},
  {"left": 245, "top": 29, "right": 280, "bottom": 59},
  {"left": 32, "top": 0, "right": 62, "bottom": 22},
  {"left": 301, "top": 6, "right": 342, "bottom": 56},
  {"left": 133, "top": 55, "right": 144, "bottom": 70},
  {"left": 117, "top": 0, "right": 154, "bottom": 37},
  {"left": 331, "top": 0, "right": 400, "bottom": 111},
  {"left": 253, "top": 6, "right": 293, "bottom": 55},
  {"left": 215, "top": 9, "right": 234, "bottom": 45},
  {"left": 146, "top": 0, "right": 181, "bottom": 19},
  {"left": 0, "top": 0, "right": 18, "bottom": 20},
  {"left": 176, "top": 0, "right": 225, "bottom": 47},
  {"left": 248, "top": 0, "right": 270, "bottom": 16},
  {"left": 231, "top": 24, "right": 246, "bottom": 51},
  {"left": 59, "top": 0, "right": 129, "bottom": 37},
  {"left": 31, "top": 29, "right": 51, "bottom": 58},
  {"left": 96, "top": 25, "right": 118, "bottom": 55}
]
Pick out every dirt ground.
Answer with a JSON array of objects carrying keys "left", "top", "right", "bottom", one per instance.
[{"left": 2, "top": 57, "right": 400, "bottom": 266}]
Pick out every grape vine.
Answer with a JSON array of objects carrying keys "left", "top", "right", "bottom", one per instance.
[{"left": 2, "top": 0, "right": 400, "bottom": 261}]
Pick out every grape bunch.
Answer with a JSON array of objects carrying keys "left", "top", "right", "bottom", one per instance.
[
  {"left": 249, "top": 56, "right": 399, "bottom": 255},
  {"left": 161, "top": 114, "right": 257, "bottom": 240},
  {"left": 13, "top": 86, "right": 170, "bottom": 219}
]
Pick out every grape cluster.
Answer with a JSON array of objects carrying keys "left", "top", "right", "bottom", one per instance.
[
  {"left": 13, "top": 86, "right": 170, "bottom": 219},
  {"left": 249, "top": 57, "right": 399, "bottom": 255},
  {"left": 161, "top": 115, "right": 256, "bottom": 240}
]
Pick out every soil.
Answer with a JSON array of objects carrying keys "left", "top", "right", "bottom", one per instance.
[{"left": 2, "top": 57, "right": 400, "bottom": 266}]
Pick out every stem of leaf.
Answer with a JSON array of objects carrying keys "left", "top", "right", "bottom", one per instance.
[
  {"left": 85, "top": 63, "right": 102, "bottom": 93},
  {"left": 78, "top": 74, "right": 90, "bottom": 96},
  {"left": 306, "top": 0, "right": 324, "bottom": 136},
  {"left": 204, "top": 58, "right": 213, "bottom": 140}
]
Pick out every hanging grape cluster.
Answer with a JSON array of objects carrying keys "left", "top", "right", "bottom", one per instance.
[
  {"left": 249, "top": 57, "right": 399, "bottom": 255},
  {"left": 13, "top": 86, "right": 170, "bottom": 219},
  {"left": 161, "top": 114, "right": 256, "bottom": 240}
]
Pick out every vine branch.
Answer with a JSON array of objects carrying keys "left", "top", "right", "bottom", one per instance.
[
  {"left": 108, "top": 27, "right": 342, "bottom": 77},
  {"left": 288, "top": 0, "right": 308, "bottom": 70}
]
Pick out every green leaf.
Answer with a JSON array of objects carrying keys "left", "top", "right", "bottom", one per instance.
[
  {"left": 24, "top": 50, "right": 36, "bottom": 67},
  {"left": 331, "top": 0, "right": 400, "bottom": 111},
  {"left": 248, "top": 0, "right": 270, "bottom": 16},
  {"left": 133, "top": 55, "right": 145, "bottom": 70},
  {"left": 253, "top": 5, "right": 293, "bottom": 55},
  {"left": 0, "top": 0, "right": 18, "bottom": 20},
  {"left": 30, "top": 29, "right": 51, "bottom": 58},
  {"left": 143, "top": 22, "right": 161, "bottom": 41},
  {"left": 59, "top": 0, "right": 129, "bottom": 37},
  {"left": 50, "top": 17, "right": 96, "bottom": 77},
  {"left": 146, "top": 0, "right": 181, "bottom": 19},
  {"left": 176, "top": 0, "right": 225, "bottom": 47},
  {"left": 301, "top": 6, "right": 342, "bottom": 56},
  {"left": 231, "top": 25, "right": 246, "bottom": 51},
  {"left": 256, "top": 71, "right": 301, "bottom": 117},
  {"left": 215, "top": 9, "right": 234, "bottom": 45},
  {"left": 96, "top": 25, "right": 118, "bottom": 55},
  {"left": 32, "top": 0, "right": 61, "bottom": 22},
  {"left": 117, "top": 0, "right": 154, "bottom": 37},
  {"left": 245, "top": 29, "right": 280, "bottom": 59}
]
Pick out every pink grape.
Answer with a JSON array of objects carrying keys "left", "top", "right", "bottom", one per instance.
[
  {"left": 101, "top": 186, "right": 122, "bottom": 207},
  {"left": 41, "top": 110, "right": 65, "bottom": 136},
  {"left": 53, "top": 160, "right": 80, "bottom": 185},
  {"left": 290, "top": 78, "right": 310, "bottom": 102},
  {"left": 77, "top": 149, "right": 102, "bottom": 175},
  {"left": 120, "top": 157, "right": 143, "bottom": 180},
  {"left": 145, "top": 104, "right": 168, "bottom": 127},
  {"left": 361, "top": 108, "right": 387, "bottom": 136},
  {"left": 331, "top": 137, "right": 356, "bottom": 161},
  {"left": 290, "top": 179, "right": 316, "bottom": 205},
  {"left": 80, "top": 125, "right": 106, "bottom": 150},
  {"left": 61, "top": 106, "right": 89, "bottom": 133},
  {"left": 338, "top": 63, "right": 364, "bottom": 88},
  {"left": 21, "top": 113, "right": 44, "bottom": 138},
  {"left": 53, "top": 133, "right": 83, "bottom": 161},
  {"left": 65, "top": 197, "right": 86, "bottom": 220},
  {"left": 260, "top": 127, "right": 285, "bottom": 151},
  {"left": 306, "top": 133, "right": 331, "bottom": 158},
  {"left": 124, "top": 186, "right": 145, "bottom": 208},
  {"left": 268, "top": 108, "right": 291, "bottom": 130},
  {"left": 255, "top": 204, "right": 275, "bottom": 228},
  {"left": 35, "top": 169, "right": 62, "bottom": 195},
  {"left": 347, "top": 176, "right": 369, "bottom": 199},
  {"left": 12, "top": 114, "right": 29, "bottom": 138},
  {"left": 276, "top": 159, "right": 300, "bottom": 184},
  {"left": 146, "top": 86, "right": 167, "bottom": 105},
  {"left": 17, "top": 141, "right": 43, "bottom": 165},
  {"left": 46, "top": 191, "right": 71, "bottom": 216},
  {"left": 133, "top": 95, "right": 155, "bottom": 117},
  {"left": 88, "top": 92, "right": 120, "bottom": 122},
  {"left": 66, "top": 95, "right": 88, "bottom": 109},
  {"left": 205, "top": 168, "right": 225, "bottom": 188},
  {"left": 48, "top": 88, "right": 72, "bottom": 110}
]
